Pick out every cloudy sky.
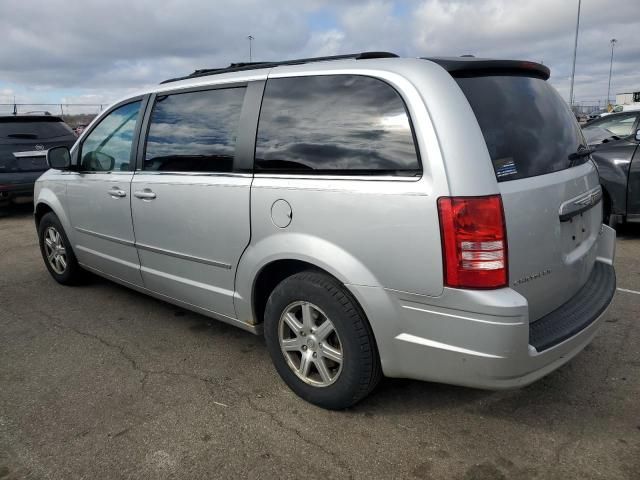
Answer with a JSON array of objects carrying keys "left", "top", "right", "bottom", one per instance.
[{"left": 0, "top": 0, "right": 638, "bottom": 113}]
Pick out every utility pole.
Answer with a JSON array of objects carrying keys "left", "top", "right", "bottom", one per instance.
[
  {"left": 568, "top": 0, "right": 581, "bottom": 107},
  {"left": 247, "top": 35, "right": 254, "bottom": 62},
  {"left": 606, "top": 38, "right": 617, "bottom": 108}
]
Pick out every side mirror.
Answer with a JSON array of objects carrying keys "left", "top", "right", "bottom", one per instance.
[
  {"left": 636, "top": 129, "right": 640, "bottom": 142},
  {"left": 82, "top": 151, "right": 115, "bottom": 172},
  {"left": 46, "top": 146, "right": 71, "bottom": 170}
]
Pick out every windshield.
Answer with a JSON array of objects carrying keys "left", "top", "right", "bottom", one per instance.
[
  {"left": 582, "top": 113, "right": 637, "bottom": 145},
  {"left": 456, "top": 76, "right": 585, "bottom": 182},
  {"left": 582, "top": 126, "right": 619, "bottom": 145}
]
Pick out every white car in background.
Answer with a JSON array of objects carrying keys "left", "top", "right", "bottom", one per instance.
[{"left": 598, "top": 104, "right": 640, "bottom": 118}]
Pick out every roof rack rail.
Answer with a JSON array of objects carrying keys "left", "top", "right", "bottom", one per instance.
[{"left": 160, "top": 51, "right": 398, "bottom": 84}]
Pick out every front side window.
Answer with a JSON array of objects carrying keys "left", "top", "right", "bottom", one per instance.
[
  {"left": 255, "top": 75, "right": 420, "bottom": 175},
  {"left": 80, "top": 101, "right": 141, "bottom": 172},
  {"left": 144, "top": 87, "right": 246, "bottom": 173}
]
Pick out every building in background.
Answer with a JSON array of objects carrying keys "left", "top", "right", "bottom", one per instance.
[{"left": 615, "top": 91, "right": 640, "bottom": 106}]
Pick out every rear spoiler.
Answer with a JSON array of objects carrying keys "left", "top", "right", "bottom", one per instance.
[
  {"left": 423, "top": 57, "right": 550, "bottom": 81},
  {"left": 0, "top": 116, "right": 65, "bottom": 123}
]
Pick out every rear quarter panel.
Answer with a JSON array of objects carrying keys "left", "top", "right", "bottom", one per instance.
[
  {"left": 234, "top": 176, "right": 441, "bottom": 326},
  {"left": 236, "top": 59, "right": 497, "bottom": 323},
  {"left": 234, "top": 59, "right": 502, "bottom": 324}
]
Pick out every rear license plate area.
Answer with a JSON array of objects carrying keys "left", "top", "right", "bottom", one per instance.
[{"left": 17, "top": 157, "right": 47, "bottom": 171}]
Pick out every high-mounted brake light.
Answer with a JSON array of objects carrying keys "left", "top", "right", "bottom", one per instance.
[{"left": 437, "top": 195, "right": 508, "bottom": 289}]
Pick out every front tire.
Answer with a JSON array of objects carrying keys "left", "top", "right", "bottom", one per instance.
[
  {"left": 264, "top": 271, "right": 381, "bottom": 409},
  {"left": 38, "top": 212, "right": 83, "bottom": 285}
]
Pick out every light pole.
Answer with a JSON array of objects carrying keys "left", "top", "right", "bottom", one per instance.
[
  {"left": 606, "top": 38, "right": 617, "bottom": 108},
  {"left": 247, "top": 35, "right": 254, "bottom": 63},
  {"left": 568, "top": 0, "right": 581, "bottom": 107}
]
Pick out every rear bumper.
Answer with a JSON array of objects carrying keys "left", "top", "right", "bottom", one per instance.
[
  {"left": 529, "top": 261, "right": 615, "bottom": 351},
  {"left": 0, "top": 172, "right": 44, "bottom": 201},
  {"left": 350, "top": 225, "right": 617, "bottom": 389}
]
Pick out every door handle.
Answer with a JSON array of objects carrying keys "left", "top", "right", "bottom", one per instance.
[
  {"left": 134, "top": 189, "right": 157, "bottom": 200},
  {"left": 108, "top": 187, "right": 127, "bottom": 198}
]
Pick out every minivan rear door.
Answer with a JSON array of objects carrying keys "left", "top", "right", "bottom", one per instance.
[
  {"left": 130, "top": 83, "right": 259, "bottom": 321},
  {"left": 456, "top": 75, "right": 603, "bottom": 321}
]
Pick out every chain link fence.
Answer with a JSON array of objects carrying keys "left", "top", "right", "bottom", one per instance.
[{"left": 571, "top": 100, "right": 611, "bottom": 115}]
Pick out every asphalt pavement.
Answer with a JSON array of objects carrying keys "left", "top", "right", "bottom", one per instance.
[{"left": 1, "top": 204, "right": 639, "bottom": 479}]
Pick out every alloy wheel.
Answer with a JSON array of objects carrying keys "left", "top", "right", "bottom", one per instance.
[
  {"left": 278, "top": 301, "right": 344, "bottom": 387},
  {"left": 43, "top": 226, "right": 67, "bottom": 274}
]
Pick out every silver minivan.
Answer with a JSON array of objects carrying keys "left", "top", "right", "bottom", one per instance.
[{"left": 35, "top": 53, "right": 616, "bottom": 409}]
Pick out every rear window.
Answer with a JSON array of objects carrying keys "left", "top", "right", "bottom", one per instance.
[
  {"left": 0, "top": 117, "right": 74, "bottom": 140},
  {"left": 255, "top": 75, "right": 420, "bottom": 175},
  {"left": 456, "top": 76, "right": 585, "bottom": 182}
]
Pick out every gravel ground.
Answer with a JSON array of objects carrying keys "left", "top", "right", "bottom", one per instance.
[{"left": 1, "top": 204, "right": 639, "bottom": 479}]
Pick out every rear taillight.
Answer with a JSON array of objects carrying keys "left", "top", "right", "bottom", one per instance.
[{"left": 437, "top": 195, "right": 508, "bottom": 289}]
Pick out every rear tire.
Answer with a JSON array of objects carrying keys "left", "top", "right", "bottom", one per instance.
[
  {"left": 264, "top": 270, "right": 381, "bottom": 409},
  {"left": 38, "top": 212, "right": 83, "bottom": 285}
]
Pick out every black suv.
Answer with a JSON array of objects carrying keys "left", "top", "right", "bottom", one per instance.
[{"left": 0, "top": 114, "right": 77, "bottom": 209}]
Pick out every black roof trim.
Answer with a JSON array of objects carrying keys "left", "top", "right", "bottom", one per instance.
[
  {"left": 160, "top": 51, "right": 399, "bottom": 84},
  {"left": 424, "top": 57, "right": 550, "bottom": 80}
]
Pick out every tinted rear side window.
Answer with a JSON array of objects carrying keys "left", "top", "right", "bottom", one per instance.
[
  {"left": 144, "top": 87, "right": 246, "bottom": 172},
  {"left": 0, "top": 118, "right": 74, "bottom": 140},
  {"left": 255, "top": 75, "right": 420, "bottom": 175},
  {"left": 456, "top": 76, "right": 584, "bottom": 182}
]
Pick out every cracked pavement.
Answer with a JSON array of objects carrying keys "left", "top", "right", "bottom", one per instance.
[{"left": 1, "top": 205, "right": 639, "bottom": 479}]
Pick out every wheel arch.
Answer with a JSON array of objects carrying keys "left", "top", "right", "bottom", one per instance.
[
  {"left": 252, "top": 259, "right": 333, "bottom": 326},
  {"left": 234, "top": 233, "right": 382, "bottom": 327},
  {"left": 34, "top": 202, "right": 54, "bottom": 227},
  {"left": 34, "top": 188, "right": 74, "bottom": 244}
]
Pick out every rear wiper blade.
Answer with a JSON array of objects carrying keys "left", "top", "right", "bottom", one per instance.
[{"left": 568, "top": 146, "right": 595, "bottom": 166}]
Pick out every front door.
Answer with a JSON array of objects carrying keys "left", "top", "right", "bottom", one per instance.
[
  {"left": 66, "top": 100, "right": 145, "bottom": 286},
  {"left": 131, "top": 86, "right": 252, "bottom": 319}
]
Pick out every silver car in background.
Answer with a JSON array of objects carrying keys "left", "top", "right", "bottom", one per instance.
[{"left": 35, "top": 53, "right": 616, "bottom": 409}]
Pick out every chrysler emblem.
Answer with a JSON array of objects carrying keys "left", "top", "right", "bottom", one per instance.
[
  {"left": 35, "top": 144, "right": 45, "bottom": 151},
  {"left": 558, "top": 186, "right": 602, "bottom": 222},
  {"left": 574, "top": 189, "right": 601, "bottom": 207}
]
